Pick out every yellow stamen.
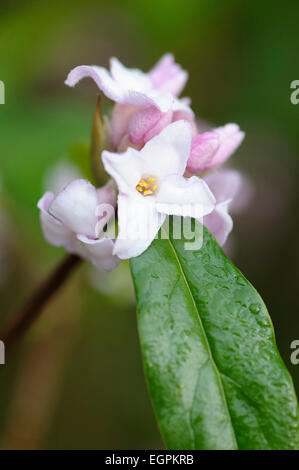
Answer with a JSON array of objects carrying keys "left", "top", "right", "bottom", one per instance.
[
  {"left": 136, "top": 176, "right": 158, "bottom": 196},
  {"left": 139, "top": 179, "right": 149, "bottom": 188}
]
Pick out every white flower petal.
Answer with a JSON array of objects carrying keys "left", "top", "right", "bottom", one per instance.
[
  {"left": 203, "top": 204, "right": 233, "bottom": 246},
  {"left": 65, "top": 65, "right": 123, "bottom": 102},
  {"left": 113, "top": 194, "right": 165, "bottom": 259},
  {"left": 205, "top": 169, "right": 253, "bottom": 215},
  {"left": 110, "top": 57, "right": 152, "bottom": 91},
  {"left": 203, "top": 170, "right": 246, "bottom": 246},
  {"left": 140, "top": 121, "right": 192, "bottom": 178},
  {"left": 102, "top": 147, "right": 143, "bottom": 194},
  {"left": 204, "top": 170, "right": 242, "bottom": 204},
  {"left": 123, "top": 89, "right": 174, "bottom": 112},
  {"left": 38, "top": 192, "right": 72, "bottom": 247},
  {"left": 155, "top": 175, "right": 215, "bottom": 219},
  {"left": 110, "top": 58, "right": 175, "bottom": 111},
  {"left": 172, "top": 96, "right": 194, "bottom": 115},
  {"left": 77, "top": 235, "right": 121, "bottom": 271},
  {"left": 49, "top": 179, "right": 99, "bottom": 238},
  {"left": 97, "top": 180, "right": 117, "bottom": 208},
  {"left": 65, "top": 60, "right": 175, "bottom": 112}
]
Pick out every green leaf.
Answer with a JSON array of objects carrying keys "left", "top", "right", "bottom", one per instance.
[{"left": 130, "top": 218, "right": 299, "bottom": 450}]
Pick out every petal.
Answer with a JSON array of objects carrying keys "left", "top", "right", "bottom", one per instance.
[
  {"left": 65, "top": 59, "right": 181, "bottom": 113},
  {"left": 110, "top": 104, "right": 138, "bottom": 147},
  {"left": 43, "top": 160, "right": 82, "bottom": 194},
  {"left": 173, "top": 108, "right": 198, "bottom": 136},
  {"left": 114, "top": 193, "right": 165, "bottom": 259},
  {"left": 149, "top": 53, "right": 188, "bottom": 96},
  {"left": 128, "top": 106, "right": 161, "bottom": 144},
  {"left": 123, "top": 88, "right": 175, "bottom": 112},
  {"left": 97, "top": 180, "right": 117, "bottom": 208},
  {"left": 204, "top": 170, "right": 252, "bottom": 217},
  {"left": 110, "top": 57, "right": 152, "bottom": 91},
  {"left": 76, "top": 235, "right": 121, "bottom": 271},
  {"left": 37, "top": 191, "right": 54, "bottom": 211},
  {"left": 65, "top": 65, "right": 123, "bottom": 102},
  {"left": 117, "top": 134, "right": 143, "bottom": 153},
  {"left": 204, "top": 169, "right": 242, "bottom": 205},
  {"left": 102, "top": 147, "right": 143, "bottom": 194},
  {"left": 186, "top": 131, "right": 220, "bottom": 174},
  {"left": 110, "top": 58, "right": 175, "bottom": 111},
  {"left": 203, "top": 204, "right": 233, "bottom": 246},
  {"left": 143, "top": 110, "right": 173, "bottom": 143},
  {"left": 49, "top": 179, "right": 99, "bottom": 238},
  {"left": 205, "top": 123, "right": 245, "bottom": 170},
  {"left": 140, "top": 121, "right": 192, "bottom": 178},
  {"left": 173, "top": 107, "right": 194, "bottom": 122},
  {"left": 202, "top": 170, "right": 248, "bottom": 246},
  {"left": 155, "top": 175, "right": 215, "bottom": 219},
  {"left": 37, "top": 192, "right": 72, "bottom": 247},
  {"left": 172, "top": 96, "right": 194, "bottom": 115}
]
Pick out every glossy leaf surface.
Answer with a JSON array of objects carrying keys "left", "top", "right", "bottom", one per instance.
[{"left": 130, "top": 219, "right": 299, "bottom": 450}]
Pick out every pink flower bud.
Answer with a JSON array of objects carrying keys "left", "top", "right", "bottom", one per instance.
[{"left": 186, "top": 132, "right": 220, "bottom": 174}]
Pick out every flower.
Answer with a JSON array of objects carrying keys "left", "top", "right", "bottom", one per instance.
[
  {"left": 65, "top": 55, "right": 190, "bottom": 114},
  {"left": 62, "top": 54, "right": 248, "bottom": 256},
  {"left": 38, "top": 179, "right": 120, "bottom": 271},
  {"left": 187, "top": 123, "right": 245, "bottom": 174},
  {"left": 65, "top": 55, "right": 193, "bottom": 151},
  {"left": 203, "top": 170, "right": 244, "bottom": 246},
  {"left": 102, "top": 121, "right": 215, "bottom": 259}
]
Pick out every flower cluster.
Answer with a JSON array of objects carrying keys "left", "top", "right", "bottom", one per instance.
[{"left": 38, "top": 54, "right": 247, "bottom": 270}]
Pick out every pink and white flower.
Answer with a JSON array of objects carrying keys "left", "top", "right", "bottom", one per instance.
[
  {"left": 65, "top": 55, "right": 193, "bottom": 151},
  {"left": 38, "top": 179, "right": 120, "bottom": 271},
  {"left": 102, "top": 121, "right": 215, "bottom": 259}
]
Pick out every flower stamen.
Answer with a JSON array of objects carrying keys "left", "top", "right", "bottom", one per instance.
[{"left": 136, "top": 177, "right": 157, "bottom": 196}]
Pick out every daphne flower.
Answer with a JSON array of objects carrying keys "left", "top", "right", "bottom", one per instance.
[
  {"left": 187, "top": 123, "right": 245, "bottom": 174},
  {"left": 38, "top": 179, "right": 120, "bottom": 271},
  {"left": 203, "top": 170, "right": 244, "bottom": 246},
  {"left": 65, "top": 55, "right": 190, "bottom": 114},
  {"left": 102, "top": 121, "right": 215, "bottom": 259}
]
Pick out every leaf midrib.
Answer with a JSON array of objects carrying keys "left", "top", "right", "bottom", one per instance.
[{"left": 166, "top": 234, "right": 238, "bottom": 449}]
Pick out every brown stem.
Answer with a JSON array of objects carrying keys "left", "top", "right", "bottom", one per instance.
[{"left": 1, "top": 254, "right": 82, "bottom": 351}]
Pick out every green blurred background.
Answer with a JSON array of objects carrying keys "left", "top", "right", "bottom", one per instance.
[{"left": 0, "top": 0, "right": 298, "bottom": 449}]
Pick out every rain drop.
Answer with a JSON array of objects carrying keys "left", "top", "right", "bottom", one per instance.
[{"left": 249, "top": 303, "right": 261, "bottom": 314}]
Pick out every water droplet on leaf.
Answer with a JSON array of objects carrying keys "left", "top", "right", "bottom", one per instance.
[{"left": 249, "top": 303, "right": 261, "bottom": 314}]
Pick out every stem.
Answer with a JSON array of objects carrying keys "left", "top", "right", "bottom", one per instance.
[
  {"left": 1, "top": 254, "right": 82, "bottom": 351},
  {"left": 90, "top": 95, "right": 109, "bottom": 186}
]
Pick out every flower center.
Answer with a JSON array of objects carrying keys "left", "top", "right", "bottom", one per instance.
[{"left": 136, "top": 176, "right": 157, "bottom": 196}]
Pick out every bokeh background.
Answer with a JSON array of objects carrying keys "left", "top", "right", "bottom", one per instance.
[{"left": 0, "top": 0, "right": 298, "bottom": 449}]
